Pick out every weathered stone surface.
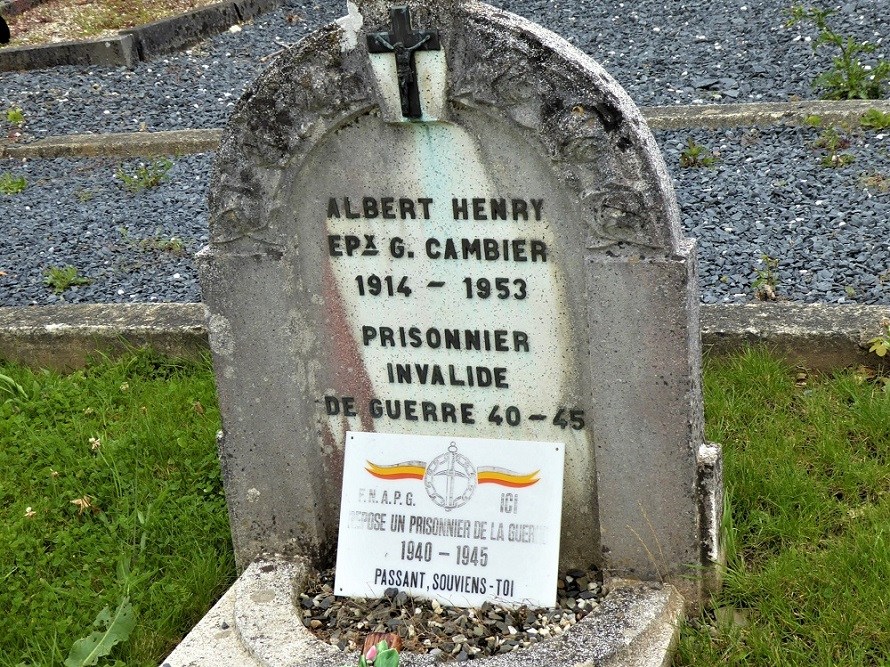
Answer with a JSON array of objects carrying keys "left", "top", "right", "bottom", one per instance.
[
  {"left": 701, "top": 302, "right": 890, "bottom": 371},
  {"left": 643, "top": 99, "right": 890, "bottom": 130},
  {"left": 4, "top": 100, "right": 887, "bottom": 160},
  {"left": 586, "top": 242, "right": 709, "bottom": 601}
]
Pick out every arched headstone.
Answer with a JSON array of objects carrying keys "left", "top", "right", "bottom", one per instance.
[{"left": 200, "top": 0, "right": 723, "bottom": 606}]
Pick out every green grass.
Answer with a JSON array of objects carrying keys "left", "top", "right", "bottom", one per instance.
[
  {"left": 676, "top": 348, "right": 890, "bottom": 666},
  {"left": 1, "top": 348, "right": 887, "bottom": 665},
  {"left": 0, "top": 350, "right": 234, "bottom": 667}
]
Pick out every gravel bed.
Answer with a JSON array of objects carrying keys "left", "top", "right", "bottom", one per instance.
[
  {"left": 660, "top": 125, "right": 890, "bottom": 305},
  {"left": 299, "top": 566, "right": 603, "bottom": 661},
  {"left": 2, "top": 124, "right": 887, "bottom": 307},
  {"left": 0, "top": 0, "right": 888, "bottom": 307},
  {"left": 0, "top": 153, "right": 211, "bottom": 305},
  {"left": 0, "top": 0, "right": 887, "bottom": 137}
]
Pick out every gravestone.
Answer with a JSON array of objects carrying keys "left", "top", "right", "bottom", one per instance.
[{"left": 198, "top": 0, "right": 723, "bottom": 615}]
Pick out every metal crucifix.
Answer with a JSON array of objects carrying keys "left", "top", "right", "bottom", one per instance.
[{"left": 366, "top": 6, "right": 441, "bottom": 119}]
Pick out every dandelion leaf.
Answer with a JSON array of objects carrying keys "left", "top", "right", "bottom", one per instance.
[
  {"left": 64, "top": 598, "right": 135, "bottom": 667},
  {"left": 375, "top": 649, "right": 400, "bottom": 667}
]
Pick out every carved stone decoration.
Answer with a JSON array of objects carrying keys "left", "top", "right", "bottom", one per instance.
[
  {"left": 450, "top": 4, "right": 680, "bottom": 253},
  {"left": 582, "top": 183, "right": 664, "bottom": 249}
]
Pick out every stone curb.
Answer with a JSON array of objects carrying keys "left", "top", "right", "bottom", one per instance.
[
  {"left": 0, "top": 128, "right": 222, "bottom": 159},
  {"left": 0, "top": 302, "right": 887, "bottom": 372},
  {"left": 0, "top": 0, "right": 281, "bottom": 72},
  {"left": 643, "top": 99, "right": 890, "bottom": 130},
  {"left": 162, "top": 557, "right": 684, "bottom": 667},
  {"left": 3, "top": 100, "right": 888, "bottom": 159}
]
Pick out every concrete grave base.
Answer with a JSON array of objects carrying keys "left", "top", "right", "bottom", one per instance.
[{"left": 162, "top": 557, "right": 684, "bottom": 667}]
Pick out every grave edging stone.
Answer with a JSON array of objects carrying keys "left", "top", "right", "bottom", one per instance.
[
  {"left": 0, "top": 33, "right": 140, "bottom": 71},
  {"left": 1, "top": 303, "right": 885, "bottom": 372},
  {"left": 0, "top": 0, "right": 282, "bottom": 72},
  {"left": 3, "top": 100, "right": 888, "bottom": 159}
]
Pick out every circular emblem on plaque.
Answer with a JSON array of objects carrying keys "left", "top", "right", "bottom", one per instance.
[{"left": 424, "top": 443, "right": 477, "bottom": 511}]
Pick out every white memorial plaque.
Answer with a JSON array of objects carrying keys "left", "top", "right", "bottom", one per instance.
[{"left": 334, "top": 431, "right": 564, "bottom": 608}]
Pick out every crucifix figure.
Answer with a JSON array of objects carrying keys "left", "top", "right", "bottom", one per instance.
[{"left": 366, "top": 6, "right": 441, "bottom": 119}]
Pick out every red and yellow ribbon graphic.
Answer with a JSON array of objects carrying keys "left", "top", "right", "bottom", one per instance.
[
  {"left": 366, "top": 461, "right": 426, "bottom": 481},
  {"left": 477, "top": 466, "right": 540, "bottom": 488},
  {"left": 366, "top": 461, "right": 540, "bottom": 488}
]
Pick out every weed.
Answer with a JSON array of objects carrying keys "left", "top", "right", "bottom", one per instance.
[
  {"left": 143, "top": 234, "right": 185, "bottom": 255},
  {"left": 787, "top": 5, "right": 890, "bottom": 99},
  {"left": 860, "top": 108, "right": 890, "bottom": 131},
  {"left": 0, "top": 372, "right": 28, "bottom": 402},
  {"left": 804, "top": 114, "right": 822, "bottom": 127},
  {"left": 867, "top": 317, "right": 890, "bottom": 359},
  {"left": 821, "top": 152, "right": 855, "bottom": 168},
  {"left": 812, "top": 127, "right": 855, "bottom": 168},
  {"left": 679, "top": 138, "right": 719, "bottom": 168},
  {"left": 117, "top": 226, "right": 136, "bottom": 246},
  {"left": 75, "top": 188, "right": 94, "bottom": 202},
  {"left": 5, "top": 106, "right": 25, "bottom": 126},
  {"left": 64, "top": 597, "right": 135, "bottom": 667},
  {"left": 116, "top": 158, "right": 173, "bottom": 193},
  {"left": 118, "top": 226, "right": 187, "bottom": 255},
  {"left": 43, "top": 266, "right": 93, "bottom": 293},
  {"left": 859, "top": 172, "right": 890, "bottom": 194},
  {"left": 812, "top": 126, "right": 850, "bottom": 151},
  {"left": 752, "top": 254, "right": 780, "bottom": 301},
  {"left": 0, "top": 172, "right": 27, "bottom": 194}
]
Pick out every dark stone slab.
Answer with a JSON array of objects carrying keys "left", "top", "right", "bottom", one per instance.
[
  {"left": 121, "top": 1, "right": 243, "bottom": 60},
  {"left": 233, "top": 0, "right": 281, "bottom": 22},
  {"left": 0, "top": 0, "right": 283, "bottom": 71},
  {"left": 0, "top": 33, "right": 138, "bottom": 71}
]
